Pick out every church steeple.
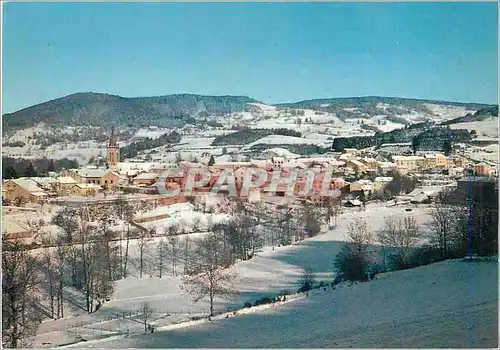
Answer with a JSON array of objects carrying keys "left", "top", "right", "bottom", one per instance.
[
  {"left": 108, "top": 127, "right": 117, "bottom": 148},
  {"left": 107, "top": 127, "right": 120, "bottom": 169}
]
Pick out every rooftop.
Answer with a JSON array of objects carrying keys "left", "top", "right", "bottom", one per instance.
[{"left": 10, "top": 179, "right": 46, "bottom": 193}]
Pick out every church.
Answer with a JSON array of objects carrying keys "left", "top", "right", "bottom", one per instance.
[
  {"left": 105, "top": 128, "right": 171, "bottom": 177},
  {"left": 107, "top": 127, "right": 120, "bottom": 169}
]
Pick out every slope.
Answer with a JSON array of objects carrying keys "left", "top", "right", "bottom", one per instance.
[
  {"left": 2, "top": 93, "right": 260, "bottom": 131},
  {"left": 78, "top": 259, "right": 498, "bottom": 348}
]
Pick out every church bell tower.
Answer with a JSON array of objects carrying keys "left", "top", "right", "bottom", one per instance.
[{"left": 107, "top": 127, "right": 120, "bottom": 169}]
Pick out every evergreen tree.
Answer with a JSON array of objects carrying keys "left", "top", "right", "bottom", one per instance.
[
  {"left": 47, "top": 159, "right": 56, "bottom": 173},
  {"left": 443, "top": 139, "right": 452, "bottom": 156},
  {"left": 24, "top": 162, "right": 37, "bottom": 177},
  {"left": 208, "top": 155, "right": 215, "bottom": 166},
  {"left": 411, "top": 137, "right": 420, "bottom": 154},
  {"left": 3, "top": 166, "right": 18, "bottom": 179}
]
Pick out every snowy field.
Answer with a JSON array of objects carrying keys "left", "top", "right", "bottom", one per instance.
[
  {"left": 73, "top": 258, "right": 498, "bottom": 348},
  {"left": 3, "top": 102, "right": 481, "bottom": 164},
  {"left": 31, "top": 203, "right": 438, "bottom": 348},
  {"left": 449, "top": 118, "right": 499, "bottom": 138}
]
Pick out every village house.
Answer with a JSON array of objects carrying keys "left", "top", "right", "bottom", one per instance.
[
  {"left": 346, "top": 159, "right": 366, "bottom": 174},
  {"left": 392, "top": 155, "right": 426, "bottom": 171},
  {"left": 55, "top": 176, "right": 78, "bottom": 195},
  {"left": 2, "top": 179, "right": 48, "bottom": 204},
  {"left": 473, "top": 163, "right": 493, "bottom": 177},
  {"left": 69, "top": 183, "right": 102, "bottom": 197},
  {"left": 349, "top": 179, "right": 373, "bottom": 194},
  {"left": 271, "top": 157, "right": 285, "bottom": 168},
  {"left": 19, "top": 177, "right": 58, "bottom": 193},
  {"left": 453, "top": 157, "right": 469, "bottom": 169},
  {"left": 132, "top": 172, "right": 159, "bottom": 186},
  {"left": 377, "top": 162, "right": 397, "bottom": 175},
  {"left": 373, "top": 177, "right": 393, "bottom": 192},
  {"left": 424, "top": 153, "right": 448, "bottom": 168},
  {"left": 63, "top": 168, "right": 125, "bottom": 189},
  {"left": 360, "top": 157, "right": 379, "bottom": 168}
]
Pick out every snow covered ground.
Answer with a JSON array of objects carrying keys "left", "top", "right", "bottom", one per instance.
[
  {"left": 31, "top": 203, "right": 440, "bottom": 348},
  {"left": 243, "top": 135, "right": 318, "bottom": 150},
  {"left": 73, "top": 258, "right": 498, "bottom": 348},
  {"left": 449, "top": 118, "right": 499, "bottom": 139}
]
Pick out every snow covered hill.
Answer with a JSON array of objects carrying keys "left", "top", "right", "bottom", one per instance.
[{"left": 75, "top": 259, "right": 498, "bottom": 348}]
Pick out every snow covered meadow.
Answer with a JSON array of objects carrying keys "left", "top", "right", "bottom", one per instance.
[
  {"left": 75, "top": 258, "right": 498, "bottom": 348},
  {"left": 30, "top": 202, "right": 487, "bottom": 348}
]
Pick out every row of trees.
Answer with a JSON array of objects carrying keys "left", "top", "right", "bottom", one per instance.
[
  {"left": 334, "top": 196, "right": 498, "bottom": 283},
  {"left": 2, "top": 157, "right": 79, "bottom": 180}
]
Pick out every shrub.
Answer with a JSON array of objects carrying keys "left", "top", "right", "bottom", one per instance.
[
  {"left": 254, "top": 297, "right": 273, "bottom": 306},
  {"left": 334, "top": 244, "right": 370, "bottom": 282},
  {"left": 297, "top": 268, "right": 316, "bottom": 293},
  {"left": 244, "top": 301, "right": 252, "bottom": 308},
  {"left": 408, "top": 246, "right": 443, "bottom": 267}
]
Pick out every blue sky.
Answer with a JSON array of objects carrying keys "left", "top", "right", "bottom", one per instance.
[{"left": 3, "top": 2, "right": 498, "bottom": 113}]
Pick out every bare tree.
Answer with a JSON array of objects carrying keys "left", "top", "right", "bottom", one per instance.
[
  {"left": 237, "top": 214, "right": 264, "bottom": 259},
  {"left": 85, "top": 239, "right": 114, "bottom": 313},
  {"left": 24, "top": 218, "right": 45, "bottom": 244},
  {"left": 51, "top": 207, "right": 79, "bottom": 244},
  {"left": 122, "top": 216, "right": 135, "bottom": 279},
  {"left": 326, "top": 196, "right": 343, "bottom": 228},
  {"left": 427, "top": 202, "right": 457, "bottom": 259},
  {"left": 182, "top": 233, "right": 237, "bottom": 316},
  {"left": 165, "top": 234, "right": 182, "bottom": 277},
  {"left": 156, "top": 239, "right": 167, "bottom": 278},
  {"left": 138, "top": 302, "right": 155, "bottom": 332},
  {"left": 175, "top": 152, "right": 182, "bottom": 164},
  {"left": 191, "top": 216, "right": 202, "bottom": 233},
  {"left": 137, "top": 228, "right": 153, "bottom": 278},
  {"left": 42, "top": 251, "right": 57, "bottom": 319},
  {"left": 2, "top": 242, "right": 41, "bottom": 348},
  {"left": 334, "top": 217, "right": 374, "bottom": 282},
  {"left": 275, "top": 206, "right": 294, "bottom": 246},
  {"left": 378, "top": 216, "right": 420, "bottom": 269},
  {"left": 115, "top": 196, "right": 133, "bottom": 278},
  {"left": 301, "top": 204, "right": 321, "bottom": 238},
  {"left": 97, "top": 215, "right": 115, "bottom": 283},
  {"left": 54, "top": 242, "right": 68, "bottom": 319},
  {"left": 346, "top": 217, "right": 373, "bottom": 253},
  {"left": 183, "top": 230, "right": 191, "bottom": 275}
]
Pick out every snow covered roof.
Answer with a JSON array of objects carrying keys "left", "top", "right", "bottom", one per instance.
[
  {"left": 11, "top": 179, "right": 46, "bottom": 193},
  {"left": 392, "top": 155, "right": 425, "bottom": 161},
  {"left": 329, "top": 159, "right": 345, "bottom": 166},
  {"left": 358, "top": 179, "right": 373, "bottom": 185},
  {"left": 56, "top": 176, "right": 78, "bottom": 184},
  {"left": 374, "top": 177, "right": 393, "bottom": 183},
  {"left": 30, "top": 191, "right": 48, "bottom": 197},
  {"left": 20, "top": 176, "right": 58, "bottom": 185},
  {"left": 348, "top": 159, "right": 365, "bottom": 167},
  {"left": 134, "top": 172, "right": 159, "bottom": 181},
  {"left": 73, "top": 168, "right": 109, "bottom": 178},
  {"left": 378, "top": 162, "right": 397, "bottom": 168}
]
